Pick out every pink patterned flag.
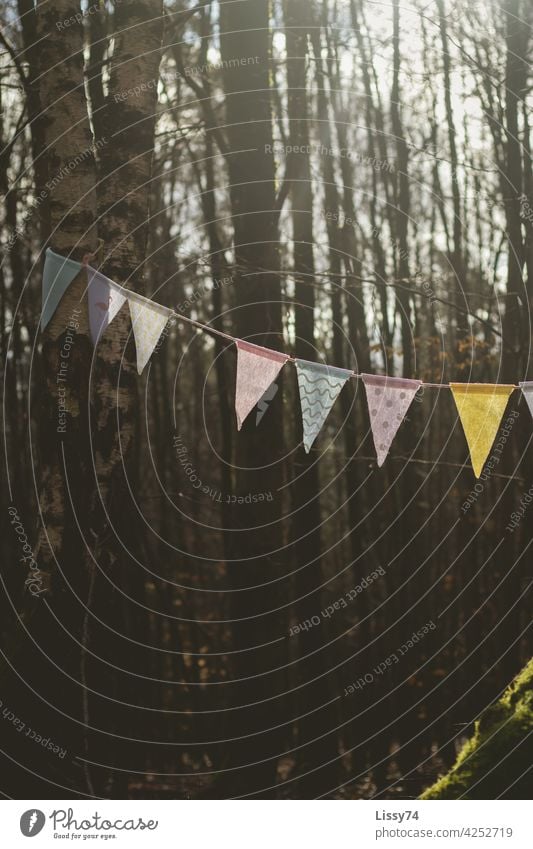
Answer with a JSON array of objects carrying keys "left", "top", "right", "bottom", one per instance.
[
  {"left": 362, "top": 373, "right": 422, "bottom": 466},
  {"left": 235, "top": 340, "right": 288, "bottom": 430},
  {"left": 87, "top": 268, "right": 127, "bottom": 344}
]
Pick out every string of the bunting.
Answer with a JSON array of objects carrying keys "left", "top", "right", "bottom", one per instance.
[{"left": 42, "top": 248, "right": 533, "bottom": 477}]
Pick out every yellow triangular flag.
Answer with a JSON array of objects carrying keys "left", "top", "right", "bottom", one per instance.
[{"left": 450, "top": 383, "right": 515, "bottom": 477}]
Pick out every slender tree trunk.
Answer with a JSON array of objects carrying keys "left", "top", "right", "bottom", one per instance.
[
  {"left": 501, "top": 0, "right": 527, "bottom": 380},
  {"left": 20, "top": 0, "right": 98, "bottom": 795},
  {"left": 219, "top": 0, "right": 288, "bottom": 797},
  {"left": 391, "top": 0, "right": 413, "bottom": 378},
  {"left": 85, "top": 0, "right": 165, "bottom": 796},
  {"left": 437, "top": 0, "right": 466, "bottom": 374},
  {"left": 17, "top": 0, "right": 51, "bottom": 241},
  {"left": 283, "top": 0, "right": 341, "bottom": 797}
]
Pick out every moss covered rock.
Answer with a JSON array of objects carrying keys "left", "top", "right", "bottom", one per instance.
[{"left": 421, "top": 658, "right": 533, "bottom": 799}]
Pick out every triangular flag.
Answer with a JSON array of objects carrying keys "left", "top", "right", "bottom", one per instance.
[
  {"left": 87, "top": 268, "right": 127, "bottom": 344},
  {"left": 41, "top": 248, "right": 83, "bottom": 330},
  {"left": 296, "top": 360, "right": 351, "bottom": 452},
  {"left": 362, "top": 373, "right": 422, "bottom": 466},
  {"left": 128, "top": 297, "right": 172, "bottom": 374},
  {"left": 450, "top": 383, "right": 515, "bottom": 477},
  {"left": 519, "top": 382, "right": 533, "bottom": 419},
  {"left": 235, "top": 339, "right": 288, "bottom": 430}
]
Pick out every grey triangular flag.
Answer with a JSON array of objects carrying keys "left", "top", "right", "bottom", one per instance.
[
  {"left": 519, "top": 381, "right": 533, "bottom": 419},
  {"left": 41, "top": 248, "right": 83, "bottom": 330}
]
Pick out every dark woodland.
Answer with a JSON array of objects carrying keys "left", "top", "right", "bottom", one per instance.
[{"left": 0, "top": 0, "right": 532, "bottom": 800}]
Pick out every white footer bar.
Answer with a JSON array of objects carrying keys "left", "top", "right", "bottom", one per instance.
[{"left": 2, "top": 799, "right": 530, "bottom": 848}]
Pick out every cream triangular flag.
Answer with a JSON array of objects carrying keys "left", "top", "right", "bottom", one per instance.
[
  {"left": 41, "top": 248, "right": 83, "bottom": 330},
  {"left": 235, "top": 340, "right": 288, "bottom": 430},
  {"left": 87, "top": 268, "right": 127, "bottom": 344},
  {"left": 296, "top": 360, "right": 351, "bottom": 452},
  {"left": 362, "top": 373, "right": 422, "bottom": 466},
  {"left": 128, "top": 297, "right": 171, "bottom": 374},
  {"left": 450, "top": 383, "right": 515, "bottom": 477}
]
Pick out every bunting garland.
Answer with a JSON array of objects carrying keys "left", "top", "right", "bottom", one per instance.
[
  {"left": 38, "top": 248, "right": 531, "bottom": 475},
  {"left": 44, "top": 248, "right": 173, "bottom": 373}
]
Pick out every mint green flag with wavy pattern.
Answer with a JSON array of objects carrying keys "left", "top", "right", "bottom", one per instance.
[{"left": 295, "top": 359, "right": 351, "bottom": 453}]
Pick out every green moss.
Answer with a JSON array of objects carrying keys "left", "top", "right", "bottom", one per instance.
[{"left": 421, "top": 659, "right": 533, "bottom": 799}]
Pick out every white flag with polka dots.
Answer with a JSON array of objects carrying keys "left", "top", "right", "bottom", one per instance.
[
  {"left": 362, "top": 374, "right": 422, "bottom": 466},
  {"left": 128, "top": 297, "right": 172, "bottom": 374}
]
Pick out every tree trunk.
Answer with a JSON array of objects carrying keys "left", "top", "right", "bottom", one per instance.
[
  {"left": 391, "top": 0, "right": 413, "bottom": 378},
  {"left": 219, "top": 0, "right": 288, "bottom": 797},
  {"left": 501, "top": 0, "right": 527, "bottom": 380},
  {"left": 84, "top": 0, "right": 165, "bottom": 796},
  {"left": 421, "top": 658, "right": 533, "bottom": 799},
  {"left": 283, "top": 0, "right": 340, "bottom": 797},
  {"left": 21, "top": 0, "right": 98, "bottom": 796}
]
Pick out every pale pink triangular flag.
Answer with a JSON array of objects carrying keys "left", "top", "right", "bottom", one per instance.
[
  {"left": 235, "top": 339, "right": 288, "bottom": 430},
  {"left": 128, "top": 297, "right": 172, "bottom": 374},
  {"left": 362, "top": 373, "right": 422, "bottom": 466},
  {"left": 87, "top": 268, "right": 127, "bottom": 344}
]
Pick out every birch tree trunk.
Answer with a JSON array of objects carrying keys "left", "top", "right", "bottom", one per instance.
[
  {"left": 84, "top": 0, "right": 165, "bottom": 796},
  {"left": 14, "top": 0, "right": 99, "bottom": 795},
  {"left": 35, "top": 0, "right": 97, "bottom": 590}
]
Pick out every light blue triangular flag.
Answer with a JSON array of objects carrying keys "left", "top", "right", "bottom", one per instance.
[
  {"left": 295, "top": 359, "right": 352, "bottom": 452},
  {"left": 41, "top": 248, "right": 83, "bottom": 330}
]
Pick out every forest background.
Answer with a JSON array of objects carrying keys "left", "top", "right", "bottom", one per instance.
[{"left": 0, "top": 0, "right": 531, "bottom": 799}]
